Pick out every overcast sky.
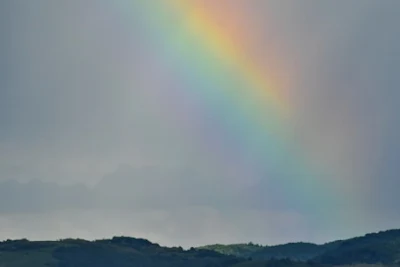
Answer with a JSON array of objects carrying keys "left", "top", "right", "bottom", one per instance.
[{"left": 1, "top": 0, "right": 400, "bottom": 247}]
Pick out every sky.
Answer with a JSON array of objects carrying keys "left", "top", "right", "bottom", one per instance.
[{"left": 1, "top": 0, "right": 400, "bottom": 248}]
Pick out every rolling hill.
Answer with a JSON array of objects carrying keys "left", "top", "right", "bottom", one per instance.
[
  {"left": 199, "top": 229, "right": 400, "bottom": 265},
  {"left": 1, "top": 229, "right": 400, "bottom": 266}
]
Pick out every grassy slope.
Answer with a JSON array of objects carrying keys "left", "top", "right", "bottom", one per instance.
[
  {"left": 0, "top": 240, "right": 58, "bottom": 267},
  {"left": 199, "top": 242, "right": 339, "bottom": 261},
  {"left": 199, "top": 243, "right": 263, "bottom": 258},
  {"left": 0, "top": 250, "right": 57, "bottom": 267}
]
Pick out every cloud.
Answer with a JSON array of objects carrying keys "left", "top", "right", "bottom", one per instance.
[
  {"left": 1, "top": 0, "right": 400, "bottom": 245},
  {"left": 0, "top": 179, "right": 92, "bottom": 213},
  {"left": 0, "top": 164, "right": 264, "bottom": 213}
]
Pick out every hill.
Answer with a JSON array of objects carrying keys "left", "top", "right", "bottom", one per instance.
[
  {"left": 1, "top": 229, "right": 400, "bottom": 266},
  {"left": 198, "top": 229, "right": 400, "bottom": 265},
  {"left": 199, "top": 242, "right": 342, "bottom": 261},
  {"left": 0, "top": 237, "right": 242, "bottom": 267},
  {"left": 251, "top": 242, "right": 334, "bottom": 261},
  {"left": 315, "top": 229, "right": 400, "bottom": 265},
  {"left": 199, "top": 243, "right": 263, "bottom": 258}
]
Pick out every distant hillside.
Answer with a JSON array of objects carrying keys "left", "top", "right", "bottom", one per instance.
[
  {"left": 251, "top": 242, "right": 335, "bottom": 261},
  {"left": 0, "top": 237, "right": 243, "bottom": 267},
  {"left": 199, "top": 243, "right": 263, "bottom": 258},
  {"left": 199, "top": 241, "right": 342, "bottom": 261},
  {"left": 199, "top": 229, "right": 400, "bottom": 265},
  {"left": 1, "top": 229, "right": 400, "bottom": 266},
  {"left": 315, "top": 229, "right": 400, "bottom": 265}
]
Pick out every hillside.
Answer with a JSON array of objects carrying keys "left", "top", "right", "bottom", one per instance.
[
  {"left": 0, "top": 237, "right": 242, "bottom": 267},
  {"left": 315, "top": 229, "right": 400, "bottom": 265},
  {"left": 199, "top": 229, "right": 400, "bottom": 265},
  {"left": 199, "top": 242, "right": 341, "bottom": 261},
  {"left": 251, "top": 242, "right": 332, "bottom": 261},
  {"left": 1, "top": 229, "right": 400, "bottom": 266},
  {"left": 199, "top": 243, "right": 263, "bottom": 258}
]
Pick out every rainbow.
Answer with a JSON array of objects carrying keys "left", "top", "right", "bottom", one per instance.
[
  {"left": 170, "top": 0, "right": 289, "bottom": 114},
  {"left": 114, "top": 1, "right": 346, "bottom": 219}
]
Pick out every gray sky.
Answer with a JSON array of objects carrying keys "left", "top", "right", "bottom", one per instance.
[{"left": 1, "top": 0, "right": 400, "bottom": 247}]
